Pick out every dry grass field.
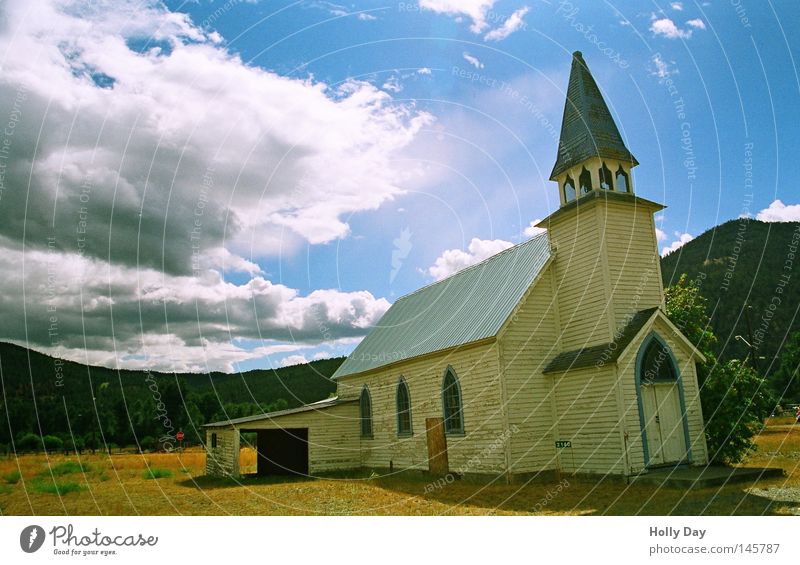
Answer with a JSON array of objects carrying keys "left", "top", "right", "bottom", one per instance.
[{"left": 1, "top": 418, "right": 798, "bottom": 516}]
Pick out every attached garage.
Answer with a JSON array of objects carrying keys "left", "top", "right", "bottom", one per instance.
[
  {"left": 253, "top": 428, "right": 309, "bottom": 476},
  {"left": 204, "top": 397, "right": 360, "bottom": 478}
]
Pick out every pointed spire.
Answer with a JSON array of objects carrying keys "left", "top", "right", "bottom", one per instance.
[{"left": 550, "top": 51, "right": 637, "bottom": 180}]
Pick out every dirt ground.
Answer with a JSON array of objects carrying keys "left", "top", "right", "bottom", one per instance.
[{"left": 1, "top": 417, "right": 798, "bottom": 516}]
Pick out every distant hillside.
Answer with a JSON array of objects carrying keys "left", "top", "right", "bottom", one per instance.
[
  {"left": 660, "top": 219, "right": 800, "bottom": 373},
  {"left": 0, "top": 341, "right": 341, "bottom": 449}
]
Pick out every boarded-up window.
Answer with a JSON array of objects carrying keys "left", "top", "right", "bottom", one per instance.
[
  {"left": 396, "top": 378, "right": 412, "bottom": 436},
  {"left": 211, "top": 433, "right": 217, "bottom": 448},
  {"left": 442, "top": 369, "right": 464, "bottom": 434},
  {"left": 360, "top": 387, "right": 373, "bottom": 438}
]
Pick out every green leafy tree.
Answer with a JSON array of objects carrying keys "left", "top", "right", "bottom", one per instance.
[
  {"left": 664, "top": 274, "right": 717, "bottom": 385},
  {"left": 702, "top": 360, "right": 773, "bottom": 463},
  {"left": 772, "top": 331, "right": 800, "bottom": 404},
  {"left": 665, "top": 274, "right": 773, "bottom": 464}
]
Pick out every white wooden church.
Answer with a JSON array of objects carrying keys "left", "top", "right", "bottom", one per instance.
[{"left": 205, "top": 52, "right": 709, "bottom": 481}]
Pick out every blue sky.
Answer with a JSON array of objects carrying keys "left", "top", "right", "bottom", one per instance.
[{"left": 0, "top": 0, "right": 797, "bottom": 372}]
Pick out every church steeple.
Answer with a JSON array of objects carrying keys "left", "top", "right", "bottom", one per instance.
[{"left": 551, "top": 52, "right": 638, "bottom": 206}]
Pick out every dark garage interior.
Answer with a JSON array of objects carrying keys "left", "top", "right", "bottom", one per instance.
[{"left": 249, "top": 428, "right": 309, "bottom": 476}]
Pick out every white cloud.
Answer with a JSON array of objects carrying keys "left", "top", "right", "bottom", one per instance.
[
  {"left": 686, "top": 18, "right": 706, "bottom": 29},
  {"left": 661, "top": 232, "right": 694, "bottom": 256},
  {"left": 484, "top": 6, "right": 529, "bottom": 42},
  {"left": 523, "top": 219, "right": 545, "bottom": 237},
  {"left": 357, "top": 12, "right": 378, "bottom": 21},
  {"left": 650, "top": 52, "right": 678, "bottom": 80},
  {"left": 279, "top": 354, "right": 309, "bottom": 367},
  {"left": 463, "top": 52, "right": 484, "bottom": 69},
  {"left": 417, "top": 67, "right": 433, "bottom": 75},
  {"left": 382, "top": 75, "right": 403, "bottom": 92},
  {"left": 650, "top": 17, "right": 692, "bottom": 39},
  {"left": 0, "top": 245, "right": 390, "bottom": 372},
  {"left": 756, "top": 200, "right": 800, "bottom": 222},
  {"left": 670, "top": 2, "right": 683, "bottom": 10},
  {"left": 0, "top": 0, "right": 433, "bottom": 275},
  {"left": 420, "top": 0, "right": 497, "bottom": 33},
  {"left": 428, "top": 237, "right": 513, "bottom": 281},
  {"left": 655, "top": 228, "right": 668, "bottom": 242}
]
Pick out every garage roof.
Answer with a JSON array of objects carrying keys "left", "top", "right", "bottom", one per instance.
[{"left": 203, "top": 396, "right": 354, "bottom": 428}]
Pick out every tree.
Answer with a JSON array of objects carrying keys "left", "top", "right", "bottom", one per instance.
[
  {"left": 665, "top": 274, "right": 773, "bottom": 464},
  {"left": 772, "top": 331, "right": 800, "bottom": 404},
  {"left": 664, "top": 274, "right": 717, "bottom": 385},
  {"left": 701, "top": 360, "right": 773, "bottom": 464}
]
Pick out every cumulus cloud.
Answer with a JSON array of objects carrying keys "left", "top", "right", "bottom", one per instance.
[
  {"left": 655, "top": 227, "right": 668, "bottom": 242},
  {"left": 650, "top": 17, "right": 692, "bottom": 39},
  {"left": 279, "top": 354, "right": 309, "bottom": 367},
  {"left": 523, "top": 219, "right": 545, "bottom": 237},
  {"left": 0, "top": 245, "right": 389, "bottom": 372},
  {"left": 661, "top": 232, "right": 694, "bottom": 256},
  {"left": 0, "top": 0, "right": 432, "bottom": 275},
  {"left": 428, "top": 237, "right": 513, "bottom": 281},
  {"left": 686, "top": 18, "right": 706, "bottom": 29},
  {"left": 671, "top": 2, "right": 683, "bottom": 10},
  {"left": 484, "top": 7, "right": 529, "bottom": 42},
  {"left": 417, "top": 67, "right": 433, "bottom": 75},
  {"left": 420, "top": 0, "right": 497, "bottom": 33},
  {"left": 463, "top": 52, "right": 485, "bottom": 69},
  {"left": 756, "top": 200, "right": 800, "bottom": 222},
  {"left": 650, "top": 53, "right": 679, "bottom": 80},
  {"left": 0, "top": 0, "right": 423, "bottom": 371}
]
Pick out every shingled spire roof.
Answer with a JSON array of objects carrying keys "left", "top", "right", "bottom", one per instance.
[{"left": 550, "top": 51, "right": 638, "bottom": 180}]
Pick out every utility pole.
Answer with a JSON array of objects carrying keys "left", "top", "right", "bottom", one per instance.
[{"left": 744, "top": 305, "right": 759, "bottom": 374}]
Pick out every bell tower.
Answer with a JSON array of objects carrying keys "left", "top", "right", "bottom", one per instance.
[
  {"left": 550, "top": 51, "right": 638, "bottom": 205},
  {"left": 537, "top": 52, "right": 665, "bottom": 351}
]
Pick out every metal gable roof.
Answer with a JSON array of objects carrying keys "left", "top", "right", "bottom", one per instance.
[{"left": 332, "top": 232, "right": 552, "bottom": 379}]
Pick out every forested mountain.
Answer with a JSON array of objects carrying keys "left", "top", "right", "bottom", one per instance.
[
  {"left": 0, "top": 341, "right": 341, "bottom": 451},
  {"left": 660, "top": 219, "right": 800, "bottom": 374}
]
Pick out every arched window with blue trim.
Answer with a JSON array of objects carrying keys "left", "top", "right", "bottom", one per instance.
[
  {"left": 396, "top": 377, "right": 412, "bottom": 436},
  {"left": 442, "top": 368, "right": 464, "bottom": 434},
  {"left": 359, "top": 386, "right": 373, "bottom": 438},
  {"left": 639, "top": 337, "right": 678, "bottom": 385}
]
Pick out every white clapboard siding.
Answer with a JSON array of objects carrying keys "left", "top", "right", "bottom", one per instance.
[
  {"left": 497, "top": 266, "right": 561, "bottom": 474},
  {"left": 336, "top": 341, "right": 509, "bottom": 476}
]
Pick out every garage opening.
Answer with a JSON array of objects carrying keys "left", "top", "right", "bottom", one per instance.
[{"left": 242, "top": 428, "right": 309, "bottom": 476}]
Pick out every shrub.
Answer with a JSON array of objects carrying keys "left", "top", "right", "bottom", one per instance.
[
  {"left": 42, "top": 435, "right": 64, "bottom": 451},
  {"left": 31, "top": 480, "right": 82, "bottom": 495},
  {"left": 42, "top": 461, "right": 89, "bottom": 477},
  {"left": 701, "top": 360, "right": 773, "bottom": 464},
  {"left": 142, "top": 467, "right": 173, "bottom": 480},
  {"left": 3, "top": 470, "right": 21, "bottom": 484},
  {"left": 16, "top": 433, "right": 41, "bottom": 453},
  {"left": 138, "top": 437, "right": 155, "bottom": 453}
]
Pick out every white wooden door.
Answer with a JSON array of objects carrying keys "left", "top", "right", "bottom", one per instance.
[
  {"left": 655, "top": 384, "right": 687, "bottom": 464},
  {"left": 642, "top": 383, "right": 687, "bottom": 466},
  {"left": 642, "top": 386, "right": 664, "bottom": 465}
]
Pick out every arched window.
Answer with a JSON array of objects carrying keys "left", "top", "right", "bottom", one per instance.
[
  {"left": 396, "top": 378, "right": 412, "bottom": 436},
  {"left": 599, "top": 162, "right": 614, "bottom": 190},
  {"left": 359, "top": 386, "right": 373, "bottom": 438},
  {"left": 639, "top": 337, "right": 678, "bottom": 385},
  {"left": 442, "top": 369, "right": 464, "bottom": 434},
  {"left": 579, "top": 167, "right": 593, "bottom": 194},
  {"left": 615, "top": 166, "right": 629, "bottom": 192},
  {"left": 563, "top": 176, "right": 576, "bottom": 202}
]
